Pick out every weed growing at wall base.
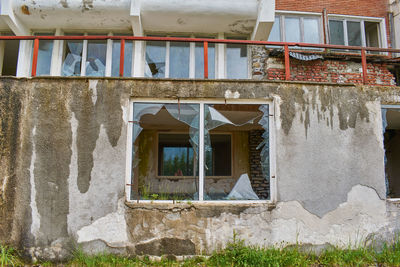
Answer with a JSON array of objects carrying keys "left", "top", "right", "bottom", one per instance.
[
  {"left": 0, "top": 244, "right": 18, "bottom": 267},
  {"left": 4, "top": 238, "right": 400, "bottom": 266}
]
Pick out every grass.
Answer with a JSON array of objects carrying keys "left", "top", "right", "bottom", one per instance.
[
  {"left": 0, "top": 245, "right": 18, "bottom": 267},
  {"left": 3, "top": 237, "right": 400, "bottom": 266}
]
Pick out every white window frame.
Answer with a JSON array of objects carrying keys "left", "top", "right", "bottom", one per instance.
[
  {"left": 271, "top": 11, "right": 323, "bottom": 43},
  {"left": 144, "top": 33, "right": 251, "bottom": 79},
  {"left": 144, "top": 34, "right": 218, "bottom": 79},
  {"left": 124, "top": 98, "right": 277, "bottom": 204},
  {"left": 328, "top": 15, "right": 387, "bottom": 49}
]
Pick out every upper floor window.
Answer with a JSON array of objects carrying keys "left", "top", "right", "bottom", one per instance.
[
  {"left": 329, "top": 17, "right": 382, "bottom": 47},
  {"left": 268, "top": 14, "right": 322, "bottom": 44},
  {"left": 226, "top": 37, "right": 249, "bottom": 79},
  {"left": 0, "top": 33, "right": 19, "bottom": 76},
  {"left": 145, "top": 35, "right": 216, "bottom": 79},
  {"left": 144, "top": 34, "right": 249, "bottom": 79},
  {"left": 61, "top": 32, "right": 133, "bottom": 77}
]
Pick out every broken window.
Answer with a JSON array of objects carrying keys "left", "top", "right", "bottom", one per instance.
[
  {"left": 86, "top": 35, "right": 107, "bottom": 77},
  {"left": 128, "top": 101, "right": 271, "bottom": 202},
  {"left": 382, "top": 107, "right": 400, "bottom": 198},
  {"left": 329, "top": 17, "right": 382, "bottom": 49},
  {"left": 60, "top": 32, "right": 133, "bottom": 77},
  {"left": 62, "top": 34, "right": 83, "bottom": 76}
]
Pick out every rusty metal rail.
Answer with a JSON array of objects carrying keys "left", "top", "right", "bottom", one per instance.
[{"left": 2, "top": 35, "right": 400, "bottom": 84}]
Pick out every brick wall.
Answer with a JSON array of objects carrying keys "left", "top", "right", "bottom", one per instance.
[
  {"left": 248, "top": 130, "right": 269, "bottom": 199},
  {"left": 276, "top": 0, "right": 388, "bottom": 18},
  {"left": 252, "top": 46, "right": 396, "bottom": 86}
]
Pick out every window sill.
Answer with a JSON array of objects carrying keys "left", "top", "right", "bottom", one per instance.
[
  {"left": 125, "top": 200, "right": 276, "bottom": 213},
  {"left": 156, "top": 176, "right": 233, "bottom": 179},
  {"left": 386, "top": 198, "right": 400, "bottom": 203}
]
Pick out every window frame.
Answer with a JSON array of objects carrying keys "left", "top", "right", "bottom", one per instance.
[
  {"left": 125, "top": 98, "right": 277, "bottom": 204},
  {"left": 382, "top": 104, "right": 400, "bottom": 202},
  {"left": 36, "top": 31, "right": 135, "bottom": 77},
  {"left": 144, "top": 34, "right": 218, "bottom": 79},
  {"left": 156, "top": 131, "right": 233, "bottom": 179},
  {"left": 328, "top": 15, "right": 387, "bottom": 49},
  {"left": 270, "top": 11, "right": 323, "bottom": 44}
]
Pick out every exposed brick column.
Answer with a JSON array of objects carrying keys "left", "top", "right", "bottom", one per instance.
[{"left": 248, "top": 130, "right": 269, "bottom": 199}]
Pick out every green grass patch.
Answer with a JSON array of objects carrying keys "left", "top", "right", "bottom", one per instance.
[
  {"left": 0, "top": 244, "right": 20, "bottom": 267},
  {"left": 4, "top": 237, "right": 400, "bottom": 266}
]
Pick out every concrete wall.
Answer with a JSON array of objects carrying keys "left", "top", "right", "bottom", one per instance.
[{"left": 1, "top": 77, "right": 400, "bottom": 260}]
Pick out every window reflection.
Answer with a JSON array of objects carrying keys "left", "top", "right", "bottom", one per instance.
[
  {"left": 347, "top": 21, "right": 361, "bottom": 46},
  {"left": 329, "top": 20, "right": 345, "bottom": 45},
  {"left": 195, "top": 42, "right": 215, "bottom": 78},
  {"left": 170, "top": 41, "right": 190, "bottom": 78},
  {"left": 227, "top": 42, "right": 248, "bottom": 79},
  {"left": 285, "top": 17, "right": 301, "bottom": 42},
  {"left": 111, "top": 40, "right": 133, "bottom": 77},
  {"left": 304, "top": 18, "right": 320, "bottom": 44}
]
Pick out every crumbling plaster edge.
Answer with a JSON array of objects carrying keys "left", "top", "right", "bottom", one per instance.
[{"left": 124, "top": 201, "right": 276, "bottom": 212}]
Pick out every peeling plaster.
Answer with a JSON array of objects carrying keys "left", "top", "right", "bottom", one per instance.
[
  {"left": 77, "top": 198, "right": 128, "bottom": 247},
  {"left": 29, "top": 126, "right": 40, "bottom": 240},
  {"left": 205, "top": 185, "right": 388, "bottom": 250}
]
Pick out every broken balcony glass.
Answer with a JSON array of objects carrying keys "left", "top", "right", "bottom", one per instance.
[{"left": 62, "top": 41, "right": 83, "bottom": 76}]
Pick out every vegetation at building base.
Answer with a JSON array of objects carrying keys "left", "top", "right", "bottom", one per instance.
[{"left": 2, "top": 238, "right": 400, "bottom": 267}]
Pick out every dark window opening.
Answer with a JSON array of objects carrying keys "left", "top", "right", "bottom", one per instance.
[
  {"left": 205, "top": 134, "right": 231, "bottom": 176},
  {"left": 383, "top": 108, "right": 400, "bottom": 198},
  {"left": 2, "top": 40, "right": 19, "bottom": 76}
]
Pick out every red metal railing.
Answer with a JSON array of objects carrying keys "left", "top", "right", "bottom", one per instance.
[{"left": 1, "top": 35, "right": 400, "bottom": 84}]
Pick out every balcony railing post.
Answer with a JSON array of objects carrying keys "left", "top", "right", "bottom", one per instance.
[
  {"left": 203, "top": 41, "right": 208, "bottom": 79},
  {"left": 119, "top": 38, "right": 125, "bottom": 77},
  {"left": 361, "top": 48, "right": 368, "bottom": 85},
  {"left": 284, "top": 44, "right": 290, "bottom": 81},
  {"left": 31, "top": 38, "right": 39, "bottom": 77}
]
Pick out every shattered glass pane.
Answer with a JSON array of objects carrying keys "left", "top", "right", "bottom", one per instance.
[
  {"left": 145, "top": 41, "right": 166, "bottom": 78},
  {"left": 86, "top": 40, "right": 107, "bottom": 76},
  {"left": 203, "top": 104, "right": 269, "bottom": 200},
  {"left": 382, "top": 108, "right": 400, "bottom": 198},
  {"left": 131, "top": 103, "right": 199, "bottom": 201},
  {"left": 62, "top": 41, "right": 83, "bottom": 76}
]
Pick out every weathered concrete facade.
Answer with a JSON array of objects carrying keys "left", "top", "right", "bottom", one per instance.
[{"left": 1, "top": 77, "right": 400, "bottom": 260}]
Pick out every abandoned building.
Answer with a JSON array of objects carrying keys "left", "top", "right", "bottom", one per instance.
[{"left": 1, "top": 0, "right": 400, "bottom": 261}]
